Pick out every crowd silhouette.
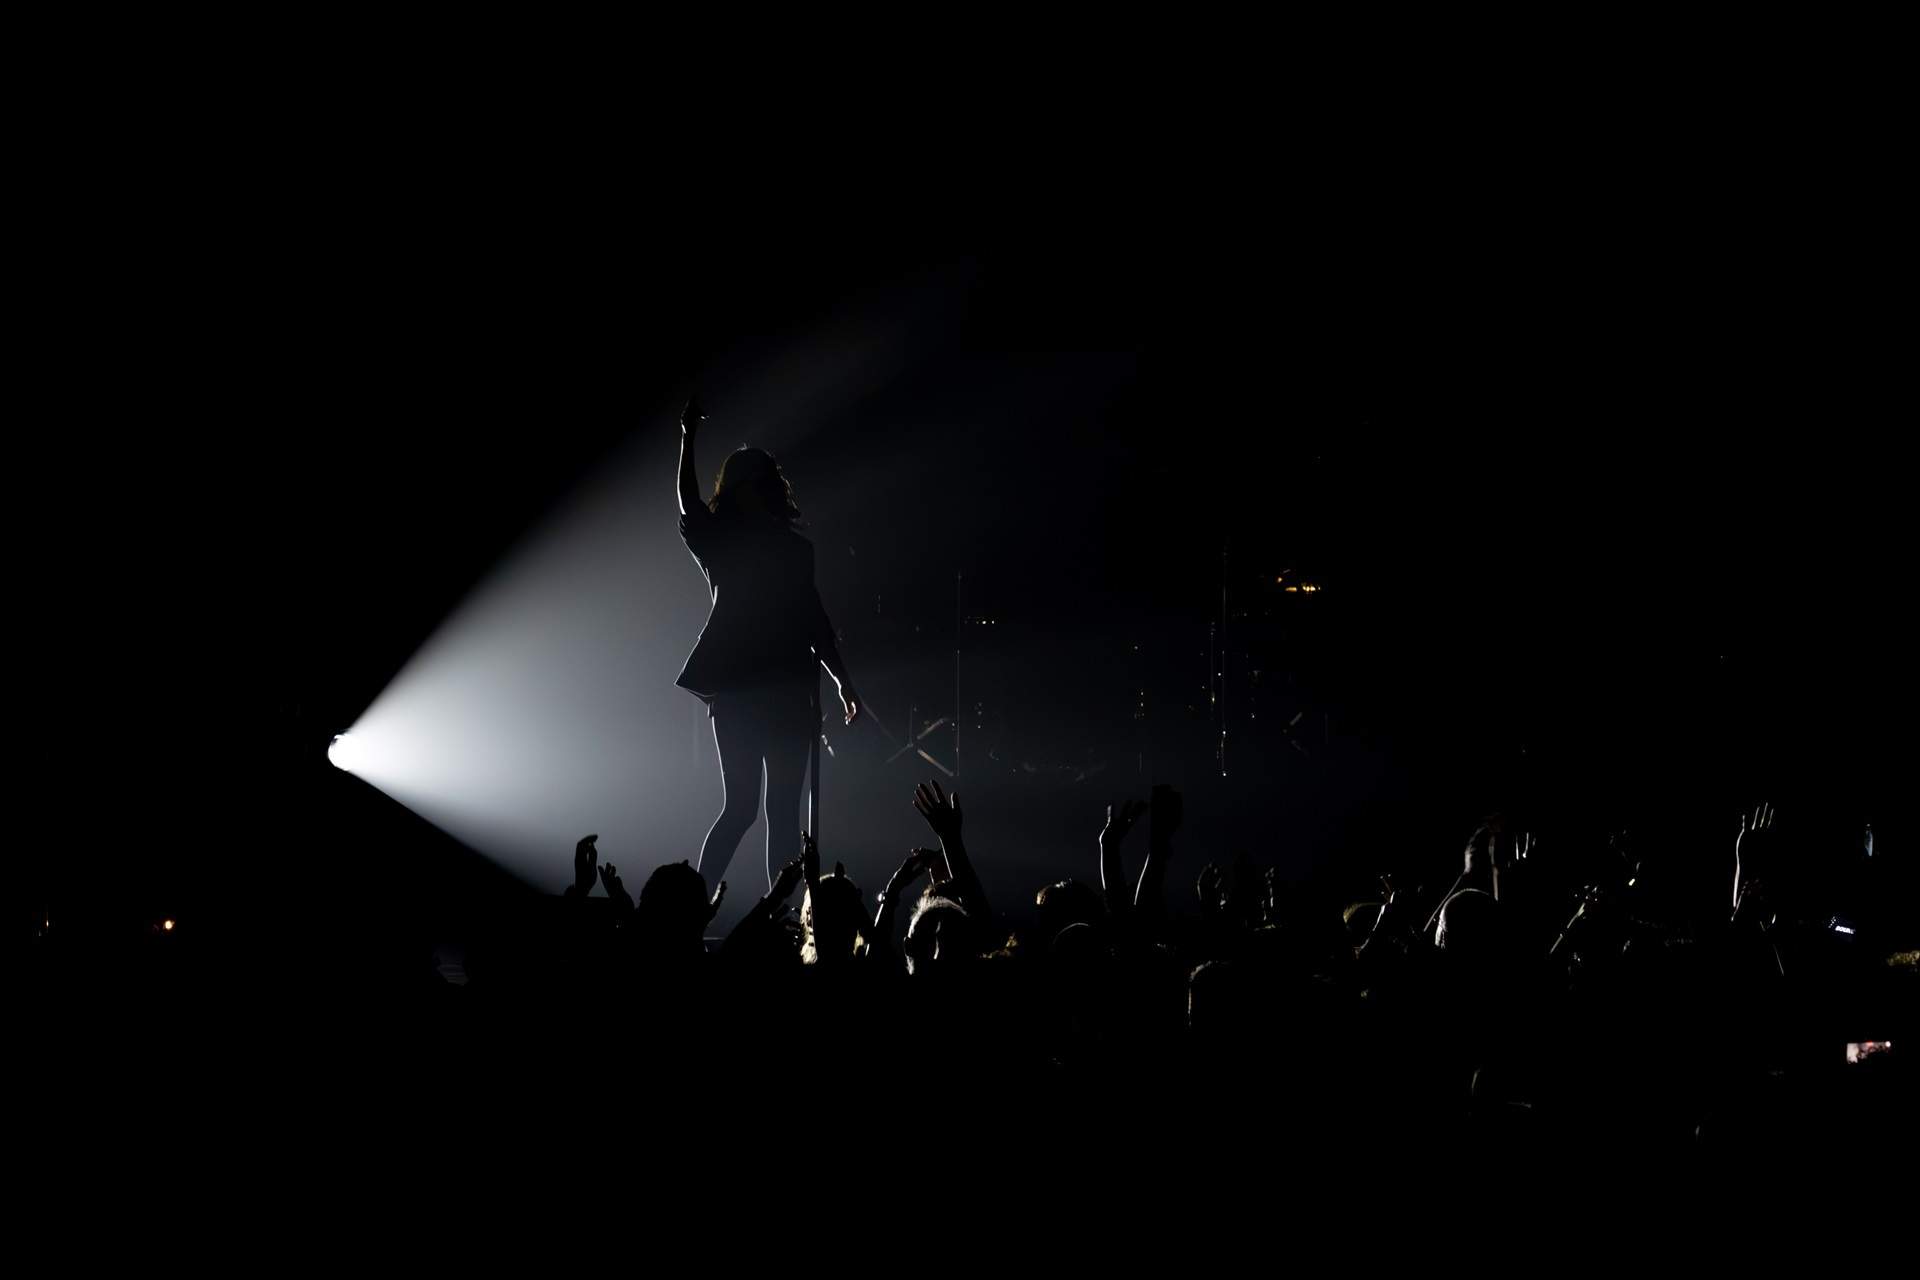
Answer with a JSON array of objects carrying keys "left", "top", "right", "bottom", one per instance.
[
  {"left": 20, "top": 738, "right": 1913, "bottom": 1210},
  {"left": 264, "top": 775, "right": 1904, "bottom": 1174}
]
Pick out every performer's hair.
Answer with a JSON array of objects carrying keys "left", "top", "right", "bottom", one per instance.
[{"left": 710, "top": 446, "right": 802, "bottom": 523}]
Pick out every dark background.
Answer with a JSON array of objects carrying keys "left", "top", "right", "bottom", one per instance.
[{"left": 23, "top": 76, "right": 1908, "bottom": 971}]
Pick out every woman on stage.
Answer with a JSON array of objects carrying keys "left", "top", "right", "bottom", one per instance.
[{"left": 675, "top": 396, "right": 860, "bottom": 891}]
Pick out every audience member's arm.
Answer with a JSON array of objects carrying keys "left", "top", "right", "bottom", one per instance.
[
  {"left": 913, "top": 779, "right": 991, "bottom": 927},
  {"left": 1193, "top": 860, "right": 1234, "bottom": 956},
  {"left": 722, "top": 858, "right": 804, "bottom": 953},
  {"left": 1131, "top": 784, "right": 1183, "bottom": 935},
  {"left": 598, "top": 861, "right": 635, "bottom": 916},
  {"left": 1355, "top": 877, "right": 1426, "bottom": 994},
  {"left": 871, "top": 849, "right": 938, "bottom": 958},
  {"left": 1195, "top": 861, "right": 1227, "bottom": 919},
  {"left": 563, "top": 834, "right": 599, "bottom": 900},
  {"left": 1357, "top": 878, "right": 1403, "bottom": 960},
  {"left": 1732, "top": 803, "right": 1774, "bottom": 914},
  {"left": 1100, "top": 798, "right": 1147, "bottom": 923}
]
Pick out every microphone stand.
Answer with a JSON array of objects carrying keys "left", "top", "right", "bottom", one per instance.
[{"left": 808, "top": 667, "right": 822, "bottom": 847}]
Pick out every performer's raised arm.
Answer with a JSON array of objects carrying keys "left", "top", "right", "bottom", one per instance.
[{"left": 677, "top": 396, "right": 705, "bottom": 517}]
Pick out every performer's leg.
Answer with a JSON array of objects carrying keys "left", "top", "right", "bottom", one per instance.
[
  {"left": 761, "top": 700, "right": 811, "bottom": 893},
  {"left": 698, "top": 702, "right": 764, "bottom": 889}
]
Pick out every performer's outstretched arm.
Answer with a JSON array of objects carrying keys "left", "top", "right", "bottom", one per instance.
[
  {"left": 808, "top": 541, "right": 860, "bottom": 725},
  {"left": 677, "top": 396, "right": 704, "bottom": 517}
]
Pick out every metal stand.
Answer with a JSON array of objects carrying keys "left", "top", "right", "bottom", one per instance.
[
  {"left": 808, "top": 668, "right": 822, "bottom": 845},
  {"left": 955, "top": 569, "right": 963, "bottom": 785}
]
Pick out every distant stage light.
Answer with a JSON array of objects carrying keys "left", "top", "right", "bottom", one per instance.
[
  {"left": 328, "top": 733, "right": 361, "bottom": 772},
  {"left": 162, "top": 919, "right": 175, "bottom": 932}
]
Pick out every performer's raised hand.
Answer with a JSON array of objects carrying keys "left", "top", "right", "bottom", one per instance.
[{"left": 680, "top": 395, "right": 705, "bottom": 437}]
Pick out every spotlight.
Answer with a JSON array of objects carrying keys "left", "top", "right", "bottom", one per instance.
[
  {"left": 328, "top": 733, "right": 361, "bottom": 772},
  {"left": 162, "top": 919, "right": 175, "bottom": 932}
]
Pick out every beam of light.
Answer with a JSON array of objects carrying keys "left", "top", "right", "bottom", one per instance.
[
  {"left": 331, "top": 440, "right": 749, "bottom": 892},
  {"left": 330, "top": 271, "right": 967, "bottom": 899},
  {"left": 328, "top": 733, "right": 361, "bottom": 772}
]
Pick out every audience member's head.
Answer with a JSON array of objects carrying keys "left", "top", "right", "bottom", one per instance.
[
  {"left": 637, "top": 861, "right": 711, "bottom": 954},
  {"left": 904, "top": 894, "right": 973, "bottom": 976},
  {"left": 800, "top": 869, "right": 868, "bottom": 965},
  {"left": 1435, "top": 887, "right": 1502, "bottom": 966},
  {"left": 1035, "top": 879, "right": 1103, "bottom": 947}
]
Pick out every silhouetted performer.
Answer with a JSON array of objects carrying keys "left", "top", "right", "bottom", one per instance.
[{"left": 676, "top": 396, "right": 860, "bottom": 891}]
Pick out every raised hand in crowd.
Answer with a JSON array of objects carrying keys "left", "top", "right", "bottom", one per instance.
[
  {"left": 914, "top": 778, "right": 990, "bottom": 926},
  {"left": 913, "top": 779, "right": 963, "bottom": 844},
  {"left": 1099, "top": 797, "right": 1148, "bottom": 920},
  {"left": 722, "top": 854, "right": 807, "bottom": 955},
  {"left": 1732, "top": 803, "right": 1776, "bottom": 913},
  {"left": 599, "top": 861, "right": 633, "bottom": 914},
  {"left": 565, "top": 834, "right": 600, "bottom": 898},
  {"left": 1131, "top": 784, "right": 1183, "bottom": 931},
  {"left": 1196, "top": 862, "right": 1228, "bottom": 918},
  {"left": 872, "top": 847, "right": 942, "bottom": 956}
]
